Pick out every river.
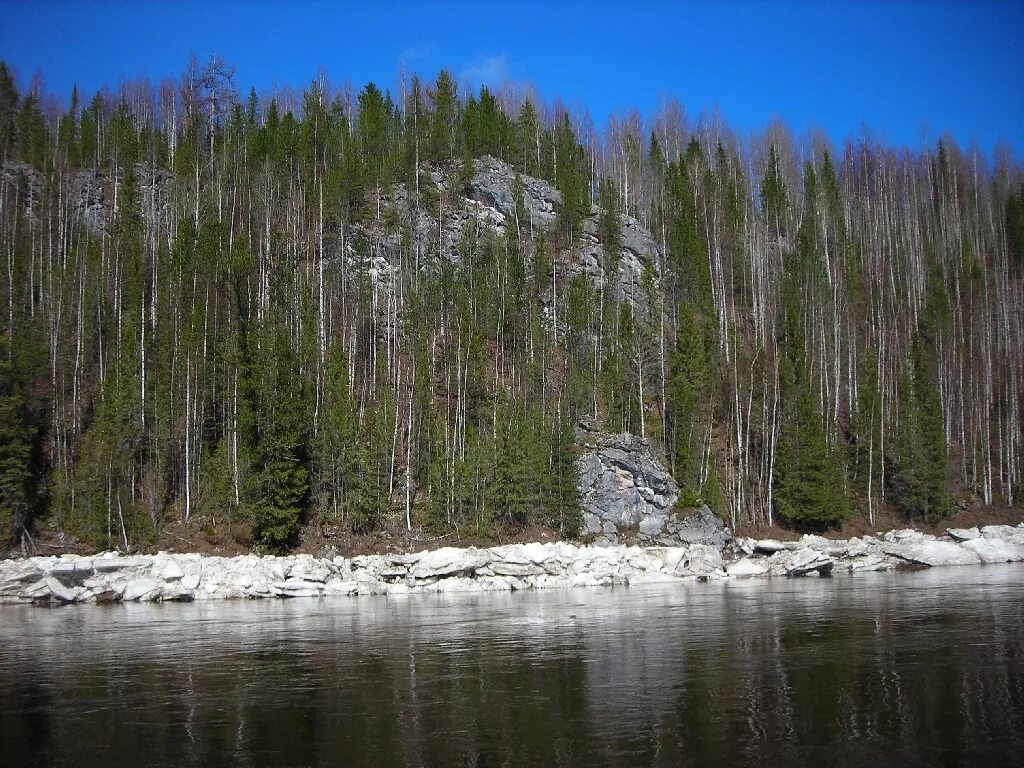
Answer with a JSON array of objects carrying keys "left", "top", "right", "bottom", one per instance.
[{"left": 1, "top": 565, "right": 1022, "bottom": 767}]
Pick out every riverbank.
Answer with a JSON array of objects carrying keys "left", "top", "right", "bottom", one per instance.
[{"left": 2, "top": 523, "right": 1023, "bottom": 606}]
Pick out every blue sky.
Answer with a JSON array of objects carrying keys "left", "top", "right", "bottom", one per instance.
[{"left": 0, "top": 0, "right": 1022, "bottom": 158}]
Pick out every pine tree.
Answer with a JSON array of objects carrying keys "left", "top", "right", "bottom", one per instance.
[
  {"left": 515, "top": 99, "right": 540, "bottom": 176},
  {"left": 0, "top": 62, "right": 18, "bottom": 159},
  {"left": 774, "top": 379, "right": 850, "bottom": 528}
]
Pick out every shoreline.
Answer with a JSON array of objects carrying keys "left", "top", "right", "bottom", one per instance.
[{"left": 2, "top": 523, "right": 1022, "bottom": 607}]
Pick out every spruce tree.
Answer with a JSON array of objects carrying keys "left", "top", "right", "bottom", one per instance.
[
  {"left": 598, "top": 177, "right": 622, "bottom": 256},
  {"left": 774, "top": 378, "right": 850, "bottom": 529},
  {"left": 249, "top": 325, "right": 310, "bottom": 548},
  {"left": 0, "top": 338, "right": 30, "bottom": 544},
  {"left": 429, "top": 70, "right": 458, "bottom": 162},
  {"left": 546, "top": 419, "right": 581, "bottom": 536},
  {"left": 773, "top": 294, "right": 850, "bottom": 528},
  {"left": 668, "top": 305, "right": 711, "bottom": 503},
  {"left": 890, "top": 341, "right": 950, "bottom": 523},
  {"left": 489, "top": 406, "right": 531, "bottom": 528},
  {"left": 554, "top": 114, "right": 589, "bottom": 242}
]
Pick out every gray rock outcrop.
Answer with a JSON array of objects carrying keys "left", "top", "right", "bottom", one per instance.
[
  {"left": 674, "top": 506, "right": 730, "bottom": 547},
  {"left": 357, "top": 156, "right": 663, "bottom": 322},
  {"left": 576, "top": 422, "right": 679, "bottom": 534},
  {"left": 468, "top": 155, "right": 560, "bottom": 231}
]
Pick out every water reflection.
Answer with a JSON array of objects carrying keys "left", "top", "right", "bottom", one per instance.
[{"left": 1, "top": 567, "right": 1022, "bottom": 767}]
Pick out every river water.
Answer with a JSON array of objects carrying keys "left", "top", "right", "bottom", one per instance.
[{"left": 1, "top": 565, "right": 1022, "bottom": 767}]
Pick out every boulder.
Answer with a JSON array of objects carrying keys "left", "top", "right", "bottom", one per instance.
[
  {"left": 159, "top": 559, "right": 184, "bottom": 581},
  {"left": 961, "top": 537, "right": 1024, "bottom": 564},
  {"left": 272, "top": 580, "right": 323, "bottom": 598},
  {"left": 123, "top": 578, "right": 162, "bottom": 602},
  {"left": 181, "top": 573, "right": 201, "bottom": 591},
  {"left": 158, "top": 583, "right": 194, "bottom": 602},
  {"left": 848, "top": 554, "right": 894, "bottom": 572},
  {"left": 582, "top": 513, "right": 603, "bottom": 535},
  {"left": 48, "top": 560, "right": 94, "bottom": 583},
  {"left": 981, "top": 525, "right": 1023, "bottom": 540},
  {"left": 20, "top": 579, "right": 53, "bottom": 601},
  {"left": 410, "top": 547, "right": 491, "bottom": 579},
  {"left": 289, "top": 557, "right": 331, "bottom": 583},
  {"left": 45, "top": 576, "right": 81, "bottom": 603},
  {"left": 675, "top": 506, "right": 731, "bottom": 547},
  {"left": 657, "top": 547, "right": 688, "bottom": 574},
  {"left": 93, "top": 556, "right": 149, "bottom": 573},
  {"left": 490, "top": 561, "right": 546, "bottom": 577},
  {"left": 947, "top": 527, "right": 981, "bottom": 541},
  {"left": 883, "top": 540, "right": 981, "bottom": 567},
  {"left": 754, "top": 539, "right": 788, "bottom": 554},
  {"left": 639, "top": 515, "right": 667, "bottom": 536},
  {"left": 685, "top": 544, "right": 725, "bottom": 577},
  {"left": 576, "top": 426, "right": 679, "bottom": 528},
  {"left": 727, "top": 558, "right": 770, "bottom": 578},
  {"left": 785, "top": 548, "right": 834, "bottom": 577}
]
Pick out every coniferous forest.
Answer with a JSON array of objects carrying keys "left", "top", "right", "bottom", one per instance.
[{"left": 0, "top": 57, "right": 1022, "bottom": 552}]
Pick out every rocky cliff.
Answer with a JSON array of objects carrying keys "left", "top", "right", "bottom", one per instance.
[{"left": 357, "top": 155, "right": 664, "bottom": 320}]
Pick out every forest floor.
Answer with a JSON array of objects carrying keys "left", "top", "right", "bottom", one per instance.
[{"left": 6, "top": 501, "right": 1023, "bottom": 561}]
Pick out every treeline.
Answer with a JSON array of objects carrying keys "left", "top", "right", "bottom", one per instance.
[{"left": 0, "top": 57, "right": 1021, "bottom": 551}]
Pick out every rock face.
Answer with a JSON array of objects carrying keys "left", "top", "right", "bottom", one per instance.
[
  {"left": 576, "top": 422, "right": 679, "bottom": 534},
  {"left": 358, "top": 156, "right": 664, "bottom": 322},
  {"left": 574, "top": 421, "right": 734, "bottom": 549},
  {"left": 468, "top": 155, "right": 560, "bottom": 231},
  {"left": 576, "top": 213, "right": 663, "bottom": 319},
  {"left": 2, "top": 161, "right": 175, "bottom": 234}
]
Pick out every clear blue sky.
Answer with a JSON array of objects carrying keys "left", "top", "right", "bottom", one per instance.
[{"left": 1, "top": 0, "right": 1021, "bottom": 158}]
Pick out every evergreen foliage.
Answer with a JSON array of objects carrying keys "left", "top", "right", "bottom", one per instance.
[
  {"left": 0, "top": 56, "right": 1018, "bottom": 551},
  {"left": 773, "top": 295, "right": 850, "bottom": 528},
  {"left": 890, "top": 341, "right": 951, "bottom": 523},
  {"left": 0, "top": 338, "right": 30, "bottom": 543}
]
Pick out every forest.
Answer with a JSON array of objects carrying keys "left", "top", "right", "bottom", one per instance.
[{"left": 0, "top": 57, "right": 1021, "bottom": 552}]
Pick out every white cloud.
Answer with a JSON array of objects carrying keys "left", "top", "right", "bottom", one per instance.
[
  {"left": 458, "top": 54, "right": 510, "bottom": 87},
  {"left": 401, "top": 44, "right": 435, "bottom": 62}
]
